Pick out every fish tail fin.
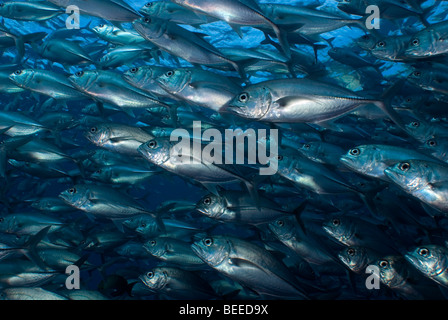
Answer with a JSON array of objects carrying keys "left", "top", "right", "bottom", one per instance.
[
  {"left": 272, "top": 24, "right": 292, "bottom": 60},
  {"left": 22, "top": 226, "right": 52, "bottom": 270},
  {"left": 373, "top": 100, "right": 406, "bottom": 132}
]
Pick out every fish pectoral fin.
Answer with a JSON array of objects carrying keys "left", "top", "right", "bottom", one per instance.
[
  {"left": 230, "top": 24, "right": 244, "bottom": 38},
  {"left": 228, "top": 258, "right": 265, "bottom": 272},
  {"left": 275, "top": 96, "right": 306, "bottom": 108}
]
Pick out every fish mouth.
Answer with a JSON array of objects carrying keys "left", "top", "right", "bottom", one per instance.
[
  {"left": 339, "top": 155, "right": 354, "bottom": 168},
  {"left": 383, "top": 167, "right": 400, "bottom": 182},
  {"left": 190, "top": 243, "right": 206, "bottom": 262},
  {"left": 404, "top": 253, "right": 421, "bottom": 269}
]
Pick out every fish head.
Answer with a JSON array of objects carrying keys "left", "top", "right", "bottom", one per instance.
[
  {"left": 139, "top": 268, "right": 168, "bottom": 290},
  {"left": 123, "top": 66, "right": 154, "bottom": 87},
  {"left": 139, "top": 1, "right": 162, "bottom": 16},
  {"left": 68, "top": 70, "right": 97, "bottom": 93},
  {"left": 297, "top": 142, "right": 320, "bottom": 160},
  {"left": 405, "top": 34, "right": 431, "bottom": 58},
  {"left": 156, "top": 68, "right": 191, "bottom": 94},
  {"left": 338, "top": 246, "right": 368, "bottom": 273},
  {"left": 191, "top": 235, "right": 230, "bottom": 267},
  {"left": 92, "top": 24, "right": 113, "bottom": 37},
  {"left": 122, "top": 214, "right": 148, "bottom": 231},
  {"left": 339, "top": 145, "right": 373, "bottom": 175},
  {"left": 90, "top": 167, "right": 111, "bottom": 182},
  {"left": 384, "top": 160, "right": 429, "bottom": 192},
  {"left": 375, "top": 256, "right": 403, "bottom": 286},
  {"left": 9, "top": 69, "right": 34, "bottom": 88},
  {"left": 138, "top": 138, "right": 171, "bottom": 166},
  {"left": 322, "top": 215, "right": 352, "bottom": 243},
  {"left": 268, "top": 216, "right": 296, "bottom": 241},
  {"left": 195, "top": 193, "right": 225, "bottom": 219},
  {"left": 223, "top": 86, "right": 272, "bottom": 120},
  {"left": 371, "top": 39, "right": 398, "bottom": 60},
  {"left": 132, "top": 16, "right": 165, "bottom": 40},
  {"left": 59, "top": 185, "right": 89, "bottom": 209},
  {"left": 356, "top": 34, "right": 378, "bottom": 51},
  {"left": 404, "top": 245, "right": 446, "bottom": 277},
  {"left": 143, "top": 238, "right": 167, "bottom": 257},
  {"left": 406, "top": 68, "right": 429, "bottom": 88},
  {"left": 85, "top": 123, "right": 111, "bottom": 147}
]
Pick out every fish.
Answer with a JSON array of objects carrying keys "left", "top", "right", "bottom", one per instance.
[
  {"left": 171, "top": 0, "right": 292, "bottom": 58},
  {"left": 404, "top": 20, "right": 448, "bottom": 58},
  {"left": 405, "top": 245, "right": 448, "bottom": 288},
  {"left": 59, "top": 184, "right": 160, "bottom": 222},
  {"left": 132, "top": 17, "right": 243, "bottom": 76},
  {"left": 223, "top": 78, "right": 404, "bottom": 129},
  {"left": 156, "top": 67, "right": 242, "bottom": 112},
  {"left": 0, "top": 1, "right": 64, "bottom": 21},
  {"left": 139, "top": 266, "right": 218, "bottom": 299},
  {"left": 47, "top": 0, "right": 141, "bottom": 22},
  {"left": 84, "top": 122, "right": 155, "bottom": 157},
  {"left": 384, "top": 159, "right": 448, "bottom": 214},
  {"left": 191, "top": 234, "right": 311, "bottom": 299},
  {"left": 196, "top": 189, "right": 295, "bottom": 225},
  {"left": 340, "top": 144, "right": 438, "bottom": 181},
  {"left": 143, "top": 237, "right": 206, "bottom": 269}
]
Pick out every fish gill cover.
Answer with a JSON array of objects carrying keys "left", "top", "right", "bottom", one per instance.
[{"left": 0, "top": 0, "right": 447, "bottom": 302}]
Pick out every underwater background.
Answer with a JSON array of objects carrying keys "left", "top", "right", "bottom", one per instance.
[{"left": 0, "top": 0, "right": 448, "bottom": 300}]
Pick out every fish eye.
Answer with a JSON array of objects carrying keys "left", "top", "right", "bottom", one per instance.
[
  {"left": 332, "top": 218, "right": 340, "bottom": 226},
  {"left": 148, "top": 140, "right": 158, "bottom": 149},
  {"left": 412, "top": 39, "right": 420, "bottom": 46},
  {"left": 277, "top": 155, "right": 283, "bottom": 161},
  {"left": 14, "top": 70, "right": 22, "bottom": 75},
  {"left": 347, "top": 248, "right": 355, "bottom": 256},
  {"left": 98, "top": 24, "right": 104, "bottom": 28},
  {"left": 413, "top": 71, "right": 421, "bottom": 77},
  {"left": 75, "top": 71, "right": 84, "bottom": 77},
  {"left": 90, "top": 127, "right": 97, "bottom": 133},
  {"left": 68, "top": 188, "right": 77, "bottom": 194},
  {"left": 165, "top": 70, "right": 174, "bottom": 77},
  {"left": 130, "top": 67, "right": 139, "bottom": 73},
  {"left": 95, "top": 169, "right": 102, "bottom": 174},
  {"left": 379, "top": 260, "right": 388, "bottom": 268},
  {"left": 377, "top": 41, "right": 386, "bottom": 47},
  {"left": 146, "top": 271, "right": 154, "bottom": 279},
  {"left": 203, "top": 197, "right": 211, "bottom": 205},
  {"left": 399, "top": 162, "right": 410, "bottom": 171},
  {"left": 303, "top": 144, "right": 311, "bottom": 149},
  {"left": 349, "top": 148, "right": 360, "bottom": 156},
  {"left": 276, "top": 220, "right": 284, "bottom": 227},
  {"left": 418, "top": 248, "right": 429, "bottom": 256},
  {"left": 144, "top": 17, "right": 151, "bottom": 23},
  {"left": 203, "top": 238, "right": 213, "bottom": 247},
  {"left": 145, "top": 2, "right": 152, "bottom": 7},
  {"left": 411, "top": 121, "right": 420, "bottom": 127},
  {"left": 238, "top": 92, "right": 249, "bottom": 103},
  {"left": 406, "top": 97, "right": 412, "bottom": 103},
  {"left": 149, "top": 240, "right": 156, "bottom": 246},
  {"left": 427, "top": 139, "right": 437, "bottom": 147}
]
